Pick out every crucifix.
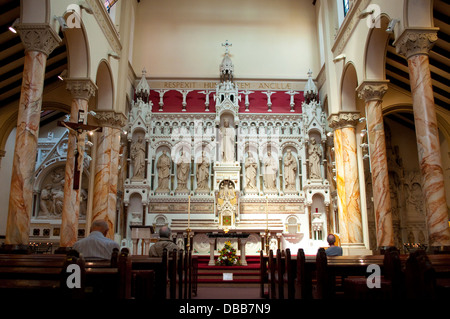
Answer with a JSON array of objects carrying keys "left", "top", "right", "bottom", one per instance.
[{"left": 57, "top": 110, "right": 102, "bottom": 190}]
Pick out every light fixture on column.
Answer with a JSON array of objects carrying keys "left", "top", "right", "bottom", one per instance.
[
  {"left": 360, "top": 143, "right": 369, "bottom": 148},
  {"left": 360, "top": 129, "right": 367, "bottom": 137},
  {"left": 363, "top": 154, "right": 370, "bottom": 160},
  {"left": 386, "top": 19, "right": 399, "bottom": 34},
  {"left": 54, "top": 16, "right": 68, "bottom": 31},
  {"left": 327, "top": 131, "right": 333, "bottom": 137},
  {"left": 333, "top": 54, "right": 346, "bottom": 63},
  {"left": 108, "top": 51, "right": 120, "bottom": 59},
  {"left": 359, "top": 117, "right": 366, "bottom": 123},
  {"left": 8, "top": 18, "right": 19, "bottom": 33},
  {"left": 358, "top": 8, "right": 374, "bottom": 19},
  {"left": 88, "top": 110, "right": 97, "bottom": 117},
  {"left": 58, "top": 70, "right": 67, "bottom": 81}
]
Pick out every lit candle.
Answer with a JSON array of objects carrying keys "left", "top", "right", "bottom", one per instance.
[{"left": 188, "top": 195, "right": 191, "bottom": 228}]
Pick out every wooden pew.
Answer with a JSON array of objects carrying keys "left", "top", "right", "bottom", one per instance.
[
  {"left": 83, "top": 248, "right": 129, "bottom": 299},
  {"left": 125, "top": 249, "right": 169, "bottom": 299},
  {"left": 342, "top": 248, "right": 404, "bottom": 299},
  {"left": 191, "top": 254, "right": 199, "bottom": 297},
  {"left": 276, "top": 249, "right": 284, "bottom": 299},
  {"left": 0, "top": 251, "right": 85, "bottom": 299},
  {"left": 283, "top": 248, "right": 295, "bottom": 299},
  {"left": 259, "top": 251, "right": 268, "bottom": 298},
  {"left": 295, "top": 248, "right": 313, "bottom": 299},
  {"left": 268, "top": 249, "right": 276, "bottom": 299}
]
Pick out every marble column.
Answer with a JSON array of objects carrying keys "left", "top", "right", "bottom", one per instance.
[
  {"left": 357, "top": 81, "right": 395, "bottom": 248},
  {"left": 329, "top": 112, "right": 364, "bottom": 250},
  {"left": 395, "top": 29, "right": 450, "bottom": 248},
  {"left": 91, "top": 111, "right": 126, "bottom": 239},
  {"left": 60, "top": 79, "right": 97, "bottom": 248},
  {"left": 5, "top": 25, "right": 60, "bottom": 245}
]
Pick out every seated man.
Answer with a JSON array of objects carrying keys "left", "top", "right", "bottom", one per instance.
[
  {"left": 73, "top": 219, "right": 119, "bottom": 260},
  {"left": 149, "top": 226, "right": 179, "bottom": 257},
  {"left": 325, "top": 234, "right": 343, "bottom": 256}
]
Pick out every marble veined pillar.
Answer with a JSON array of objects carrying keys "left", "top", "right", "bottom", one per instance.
[
  {"left": 395, "top": 29, "right": 450, "bottom": 248},
  {"left": 329, "top": 112, "right": 365, "bottom": 250},
  {"left": 91, "top": 112, "right": 125, "bottom": 239},
  {"left": 60, "top": 79, "right": 96, "bottom": 247},
  {"left": 5, "top": 25, "right": 60, "bottom": 245},
  {"left": 357, "top": 81, "right": 394, "bottom": 248}
]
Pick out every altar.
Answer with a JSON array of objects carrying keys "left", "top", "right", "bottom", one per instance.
[{"left": 206, "top": 232, "right": 250, "bottom": 266}]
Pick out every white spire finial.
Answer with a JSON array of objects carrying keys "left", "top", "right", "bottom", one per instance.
[{"left": 222, "top": 40, "right": 232, "bottom": 54}]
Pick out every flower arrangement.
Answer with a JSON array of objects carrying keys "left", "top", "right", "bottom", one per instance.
[{"left": 216, "top": 241, "right": 240, "bottom": 266}]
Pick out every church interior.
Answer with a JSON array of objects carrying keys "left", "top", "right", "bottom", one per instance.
[{"left": 0, "top": 0, "right": 449, "bottom": 300}]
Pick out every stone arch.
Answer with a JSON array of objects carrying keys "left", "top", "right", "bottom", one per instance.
[
  {"left": 95, "top": 59, "right": 114, "bottom": 111},
  {"left": 61, "top": 6, "right": 90, "bottom": 78},
  {"left": 364, "top": 14, "right": 391, "bottom": 80},
  {"left": 340, "top": 62, "right": 359, "bottom": 112}
]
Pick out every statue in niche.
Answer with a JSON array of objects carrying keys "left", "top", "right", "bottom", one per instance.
[
  {"left": 308, "top": 137, "right": 322, "bottom": 179},
  {"left": 220, "top": 118, "right": 235, "bottom": 163},
  {"left": 131, "top": 136, "right": 146, "bottom": 180},
  {"left": 156, "top": 150, "right": 171, "bottom": 192},
  {"left": 196, "top": 152, "right": 210, "bottom": 191},
  {"left": 264, "top": 150, "right": 278, "bottom": 191},
  {"left": 176, "top": 149, "right": 190, "bottom": 192},
  {"left": 245, "top": 152, "right": 258, "bottom": 190},
  {"left": 284, "top": 149, "right": 297, "bottom": 191}
]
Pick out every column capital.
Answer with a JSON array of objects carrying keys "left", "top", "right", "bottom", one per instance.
[
  {"left": 328, "top": 111, "right": 361, "bottom": 130},
  {"left": 357, "top": 80, "right": 389, "bottom": 102},
  {"left": 15, "top": 23, "right": 61, "bottom": 56},
  {"left": 65, "top": 78, "right": 97, "bottom": 100},
  {"left": 394, "top": 28, "right": 439, "bottom": 59},
  {"left": 94, "top": 110, "right": 128, "bottom": 129}
]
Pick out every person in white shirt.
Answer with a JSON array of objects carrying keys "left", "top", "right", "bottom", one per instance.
[{"left": 72, "top": 219, "right": 119, "bottom": 260}]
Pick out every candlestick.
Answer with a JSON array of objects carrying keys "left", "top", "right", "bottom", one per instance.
[
  {"left": 188, "top": 195, "right": 191, "bottom": 228},
  {"left": 265, "top": 195, "right": 269, "bottom": 255}
]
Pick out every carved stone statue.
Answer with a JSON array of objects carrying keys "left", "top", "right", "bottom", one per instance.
[
  {"left": 220, "top": 118, "right": 235, "bottom": 163},
  {"left": 196, "top": 152, "right": 210, "bottom": 191},
  {"left": 131, "top": 136, "right": 146, "bottom": 180},
  {"left": 176, "top": 149, "right": 190, "bottom": 192},
  {"left": 308, "top": 137, "right": 322, "bottom": 179},
  {"left": 39, "top": 184, "right": 53, "bottom": 216},
  {"left": 245, "top": 152, "right": 257, "bottom": 190},
  {"left": 264, "top": 151, "right": 278, "bottom": 191},
  {"left": 284, "top": 149, "right": 297, "bottom": 190},
  {"left": 156, "top": 150, "right": 171, "bottom": 192}
]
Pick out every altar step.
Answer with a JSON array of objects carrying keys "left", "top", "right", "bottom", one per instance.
[{"left": 195, "top": 255, "right": 261, "bottom": 287}]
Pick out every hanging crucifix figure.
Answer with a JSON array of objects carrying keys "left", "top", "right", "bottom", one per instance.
[{"left": 58, "top": 110, "right": 102, "bottom": 190}]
